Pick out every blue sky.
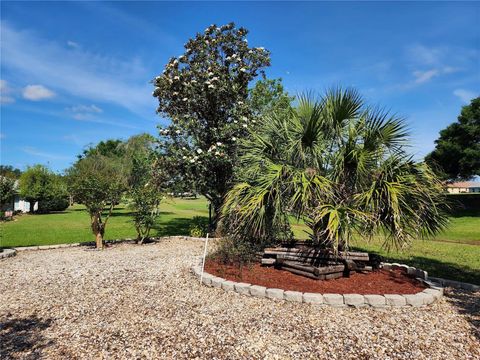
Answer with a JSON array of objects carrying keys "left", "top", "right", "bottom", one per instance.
[{"left": 1, "top": 1, "right": 479, "bottom": 172}]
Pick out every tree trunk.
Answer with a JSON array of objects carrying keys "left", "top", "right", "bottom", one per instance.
[
  {"left": 95, "top": 231, "right": 104, "bottom": 249},
  {"left": 29, "top": 200, "right": 35, "bottom": 214}
]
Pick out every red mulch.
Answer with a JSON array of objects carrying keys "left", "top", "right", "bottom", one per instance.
[{"left": 205, "top": 260, "right": 426, "bottom": 295}]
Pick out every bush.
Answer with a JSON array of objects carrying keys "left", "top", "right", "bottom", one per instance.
[
  {"left": 189, "top": 216, "right": 209, "bottom": 237},
  {"left": 38, "top": 196, "right": 69, "bottom": 213},
  {"left": 209, "top": 237, "right": 258, "bottom": 268}
]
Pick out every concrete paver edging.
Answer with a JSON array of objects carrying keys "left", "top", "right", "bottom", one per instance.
[{"left": 192, "top": 258, "right": 457, "bottom": 308}]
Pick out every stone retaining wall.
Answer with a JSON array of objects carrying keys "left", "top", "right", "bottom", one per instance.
[{"left": 192, "top": 260, "right": 446, "bottom": 308}]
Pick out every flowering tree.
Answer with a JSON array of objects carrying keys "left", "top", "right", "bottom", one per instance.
[{"left": 152, "top": 22, "right": 271, "bottom": 229}]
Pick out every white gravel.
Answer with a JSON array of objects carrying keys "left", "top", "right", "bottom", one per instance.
[{"left": 1, "top": 239, "right": 479, "bottom": 359}]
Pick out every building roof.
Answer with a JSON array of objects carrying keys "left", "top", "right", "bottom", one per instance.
[{"left": 447, "top": 181, "right": 480, "bottom": 188}]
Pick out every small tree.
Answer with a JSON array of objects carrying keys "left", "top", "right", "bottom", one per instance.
[
  {"left": 124, "top": 134, "right": 163, "bottom": 243},
  {"left": 18, "top": 165, "right": 52, "bottom": 213},
  {"left": 153, "top": 22, "right": 271, "bottom": 229},
  {"left": 426, "top": 97, "right": 480, "bottom": 180},
  {"left": 68, "top": 154, "right": 127, "bottom": 249},
  {"left": 0, "top": 176, "right": 16, "bottom": 209}
]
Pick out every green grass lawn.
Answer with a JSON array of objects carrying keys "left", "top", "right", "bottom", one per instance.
[
  {"left": 1, "top": 196, "right": 479, "bottom": 284},
  {"left": 0, "top": 197, "right": 209, "bottom": 248}
]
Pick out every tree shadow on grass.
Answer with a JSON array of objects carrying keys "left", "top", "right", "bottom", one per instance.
[
  {"left": 152, "top": 216, "right": 209, "bottom": 237},
  {"left": 356, "top": 250, "right": 480, "bottom": 286},
  {"left": 0, "top": 315, "right": 53, "bottom": 359}
]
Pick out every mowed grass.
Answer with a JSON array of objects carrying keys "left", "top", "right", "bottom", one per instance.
[
  {"left": 1, "top": 197, "right": 479, "bottom": 284},
  {"left": 0, "top": 197, "right": 209, "bottom": 248}
]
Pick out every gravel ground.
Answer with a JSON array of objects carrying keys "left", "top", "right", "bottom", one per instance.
[{"left": 1, "top": 239, "right": 479, "bottom": 360}]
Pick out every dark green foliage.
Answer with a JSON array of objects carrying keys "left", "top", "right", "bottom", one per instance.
[
  {"left": 189, "top": 216, "right": 209, "bottom": 237},
  {"left": 426, "top": 97, "right": 480, "bottom": 180},
  {"left": 209, "top": 236, "right": 258, "bottom": 268},
  {"left": 248, "top": 78, "right": 293, "bottom": 118},
  {"left": 18, "top": 165, "right": 68, "bottom": 213},
  {"left": 153, "top": 22, "right": 271, "bottom": 228},
  {"left": 0, "top": 165, "right": 22, "bottom": 179},
  {"left": 446, "top": 194, "right": 480, "bottom": 215},
  {"left": 0, "top": 176, "right": 16, "bottom": 206}
]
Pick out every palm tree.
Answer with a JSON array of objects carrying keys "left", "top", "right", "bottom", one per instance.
[{"left": 221, "top": 88, "right": 448, "bottom": 252}]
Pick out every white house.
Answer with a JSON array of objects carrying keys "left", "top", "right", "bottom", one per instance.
[
  {"left": 1, "top": 178, "right": 38, "bottom": 214},
  {"left": 447, "top": 181, "right": 480, "bottom": 194}
]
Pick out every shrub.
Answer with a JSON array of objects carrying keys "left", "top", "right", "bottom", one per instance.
[
  {"left": 189, "top": 216, "right": 209, "bottom": 237},
  {"left": 209, "top": 236, "right": 258, "bottom": 268},
  {"left": 38, "top": 196, "right": 69, "bottom": 213}
]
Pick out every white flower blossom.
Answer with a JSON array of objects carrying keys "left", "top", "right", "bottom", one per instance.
[
  {"left": 182, "top": 98, "right": 188, "bottom": 101},
  {"left": 182, "top": 147, "right": 187, "bottom": 150},
  {"left": 190, "top": 159, "right": 195, "bottom": 163},
  {"left": 240, "top": 68, "right": 247, "bottom": 72},
  {"left": 242, "top": 124, "right": 248, "bottom": 128},
  {"left": 242, "top": 116, "right": 248, "bottom": 121},
  {"left": 233, "top": 120, "right": 238, "bottom": 124},
  {"left": 232, "top": 137, "right": 237, "bottom": 141},
  {"left": 182, "top": 156, "right": 187, "bottom": 159},
  {"left": 237, "top": 101, "right": 243, "bottom": 105},
  {"left": 175, "top": 130, "right": 181, "bottom": 134},
  {"left": 173, "top": 92, "right": 178, "bottom": 96},
  {"left": 208, "top": 84, "right": 215, "bottom": 89},
  {"left": 208, "top": 72, "right": 214, "bottom": 76},
  {"left": 174, "top": 76, "right": 180, "bottom": 80},
  {"left": 216, "top": 142, "right": 222, "bottom": 146},
  {"left": 215, "top": 151, "right": 220, "bottom": 156},
  {"left": 196, "top": 149, "right": 203, "bottom": 154}
]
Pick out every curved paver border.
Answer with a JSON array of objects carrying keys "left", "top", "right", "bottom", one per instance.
[
  {"left": 192, "top": 259, "right": 449, "bottom": 308},
  {"left": 0, "top": 248, "right": 17, "bottom": 260}
]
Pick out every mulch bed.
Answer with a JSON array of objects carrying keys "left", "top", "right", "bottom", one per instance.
[{"left": 205, "top": 260, "right": 426, "bottom": 295}]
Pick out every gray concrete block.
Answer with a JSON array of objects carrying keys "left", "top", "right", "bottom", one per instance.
[
  {"left": 284, "top": 291, "right": 303, "bottom": 302},
  {"left": 343, "top": 294, "right": 365, "bottom": 307},
  {"left": 266, "top": 288, "right": 285, "bottom": 300},
  {"left": 407, "top": 266, "right": 416, "bottom": 276},
  {"left": 201, "top": 273, "right": 213, "bottom": 286},
  {"left": 221, "top": 280, "right": 236, "bottom": 291},
  {"left": 323, "top": 294, "right": 344, "bottom": 307},
  {"left": 364, "top": 295, "right": 386, "bottom": 307},
  {"left": 211, "top": 277, "right": 224, "bottom": 288},
  {"left": 234, "top": 282, "right": 251, "bottom": 295},
  {"left": 403, "top": 294, "right": 424, "bottom": 307},
  {"left": 384, "top": 294, "right": 407, "bottom": 307},
  {"left": 422, "top": 288, "right": 442, "bottom": 301},
  {"left": 382, "top": 263, "right": 392, "bottom": 270},
  {"left": 303, "top": 293, "right": 324, "bottom": 305},
  {"left": 417, "top": 292, "right": 435, "bottom": 305},
  {"left": 250, "top": 285, "right": 267, "bottom": 298}
]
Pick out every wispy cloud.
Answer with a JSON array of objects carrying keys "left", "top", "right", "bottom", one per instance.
[
  {"left": 0, "top": 80, "right": 15, "bottom": 104},
  {"left": 1, "top": 22, "right": 156, "bottom": 119},
  {"left": 22, "top": 84, "right": 55, "bottom": 101},
  {"left": 67, "top": 40, "right": 79, "bottom": 49},
  {"left": 413, "top": 69, "right": 439, "bottom": 84},
  {"left": 21, "top": 146, "right": 71, "bottom": 160},
  {"left": 453, "top": 89, "right": 477, "bottom": 103}
]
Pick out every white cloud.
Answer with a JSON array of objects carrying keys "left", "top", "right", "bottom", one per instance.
[
  {"left": 0, "top": 79, "right": 15, "bottom": 104},
  {"left": 67, "top": 40, "right": 79, "bottom": 49},
  {"left": 413, "top": 69, "right": 439, "bottom": 84},
  {"left": 453, "top": 89, "right": 477, "bottom": 103},
  {"left": 68, "top": 104, "right": 103, "bottom": 114},
  {"left": 22, "top": 84, "right": 55, "bottom": 101},
  {"left": 408, "top": 44, "right": 444, "bottom": 66},
  {"left": 1, "top": 22, "right": 156, "bottom": 119},
  {"left": 21, "top": 146, "right": 70, "bottom": 160}
]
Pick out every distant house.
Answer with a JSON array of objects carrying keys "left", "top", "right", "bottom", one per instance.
[
  {"left": 1, "top": 178, "right": 38, "bottom": 214},
  {"left": 447, "top": 181, "right": 480, "bottom": 194}
]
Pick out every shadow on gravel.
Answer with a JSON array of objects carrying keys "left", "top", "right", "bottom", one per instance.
[
  {"left": 0, "top": 315, "right": 53, "bottom": 359},
  {"left": 445, "top": 289, "right": 480, "bottom": 340}
]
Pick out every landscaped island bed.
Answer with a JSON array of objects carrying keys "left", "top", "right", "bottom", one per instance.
[
  {"left": 1, "top": 239, "right": 479, "bottom": 359},
  {"left": 205, "top": 260, "right": 426, "bottom": 295}
]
